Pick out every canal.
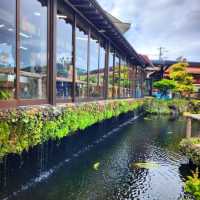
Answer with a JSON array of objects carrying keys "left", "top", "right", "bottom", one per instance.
[{"left": 0, "top": 114, "right": 199, "bottom": 200}]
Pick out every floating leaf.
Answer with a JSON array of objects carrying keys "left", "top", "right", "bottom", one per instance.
[
  {"left": 129, "top": 162, "right": 160, "bottom": 169},
  {"left": 93, "top": 162, "right": 100, "bottom": 170},
  {"left": 144, "top": 117, "right": 152, "bottom": 121}
]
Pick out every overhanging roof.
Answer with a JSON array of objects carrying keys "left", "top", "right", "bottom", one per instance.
[
  {"left": 65, "top": 0, "right": 145, "bottom": 67},
  {"left": 104, "top": 11, "right": 131, "bottom": 34}
]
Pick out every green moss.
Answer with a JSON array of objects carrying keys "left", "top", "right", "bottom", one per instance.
[{"left": 0, "top": 99, "right": 144, "bottom": 159}]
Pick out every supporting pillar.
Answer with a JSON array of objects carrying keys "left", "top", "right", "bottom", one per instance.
[
  {"left": 48, "top": 0, "right": 57, "bottom": 105},
  {"left": 186, "top": 117, "right": 192, "bottom": 138},
  {"left": 72, "top": 13, "right": 76, "bottom": 102}
]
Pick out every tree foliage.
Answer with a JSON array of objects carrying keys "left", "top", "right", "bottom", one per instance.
[
  {"left": 169, "top": 61, "right": 194, "bottom": 97},
  {"left": 153, "top": 79, "right": 176, "bottom": 96}
]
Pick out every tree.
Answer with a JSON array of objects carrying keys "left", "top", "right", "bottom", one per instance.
[
  {"left": 153, "top": 79, "right": 176, "bottom": 97},
  {"left": 169, "top": 61, "right": 194, "bottom": 97}
]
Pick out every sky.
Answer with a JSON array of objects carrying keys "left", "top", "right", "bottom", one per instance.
[{"left": 97, "top": 0, "right": 200, "bottom": 62}]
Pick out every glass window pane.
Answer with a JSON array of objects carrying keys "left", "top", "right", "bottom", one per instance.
[
  {"left": 108, "top": 48, "right": 114, "bottom": 98},
  {"left": 0, "top": 0, "right": 16, "bottom": 100},
  {"left": 20, "top": 0, "right": 48, "bottom": 99},
  {"left": 56, "top": 7, "right": 73, "bottom": 100},
  {"left": 113, "top": 55, "right": 120, "bottom": 98},
  {"left": 88, "top": 33, "right": 99, "bottom": 99},
  {"left": 99, "top": 42, "right": 105, "bottom": 98},
  {"left": 76, "top": 21, "right": 88, "bottom": 99}
]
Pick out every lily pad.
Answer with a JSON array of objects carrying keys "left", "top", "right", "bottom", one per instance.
[
  {"left": 93, "top": 162, "right": 100, "bottom": 170},
  {"left": 129, "top": 162, "right": 160, "bottom": 169}
]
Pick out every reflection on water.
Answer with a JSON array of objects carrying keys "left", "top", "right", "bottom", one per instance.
[{"left": 0, "top": 114, "right": 199, "bottom": 200}]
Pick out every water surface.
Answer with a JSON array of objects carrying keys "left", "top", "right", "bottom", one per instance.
[{"left": 1, "top": 115, "right": 199, "bottom": 200}]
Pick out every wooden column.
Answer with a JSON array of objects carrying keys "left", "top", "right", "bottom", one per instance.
[
  {"left": 186, "top": 117, "right": 192, "bottom": 138},
  {"left": 48, "top": 0, "right": 57, "bottom": 105},
  {"left": 72, "top": 13, "right": 76, "bottom": 102},
  {"left": 118, "top": 57, "right": 121, "bottom": 98},
  {"left": 87, "top": 28, "right": 91, "bottom": 98},
  {"left": 112, "top": 51, "right": 116, "bottom": 98},
  {"left": 16, "top": 0, "right": 20, "bottom": 100}
]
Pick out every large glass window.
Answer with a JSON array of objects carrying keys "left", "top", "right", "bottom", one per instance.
[
  {"left": 0, "top": 0, "right": 16, "bottom": 100},
  {"left": 76, "top": 19, "right": 88, "bottom": 100},
  {"left": 108, "top": 48, "right": 114, "bottom": 98},
  {"left": 56, "top": 6, "right": 73, "bottom": 100},
  {"left": 20, "top": 0, "right": 48, "bottom": 99},
  {"left": 113, "top": 55, "right": 120, "bottom": 98},
  {"left": 99, "top": 41, "right": 105, "bottom": 98},
  {"left": 127, "top": 63, "right": 134, "bottom": 97},
  {"left": 136, "top": 67, "right": 142, "bottom": 98},
  {"left": 122, "top": 59, "right": 130, "bottom": 98},
  {"left": 120, "top": 58, "right": 126, "bottom": 97},
  {"left": 88, "top": 33, "right": 99, "bottom": 99}
]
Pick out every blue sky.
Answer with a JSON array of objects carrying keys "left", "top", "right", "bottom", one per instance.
[{"left": 98, "top": 0, "right": 200, "bottom": 62}]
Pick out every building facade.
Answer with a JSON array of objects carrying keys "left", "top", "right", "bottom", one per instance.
[{"left": 0, "top": 0, "right": 146, "bottom": 109}]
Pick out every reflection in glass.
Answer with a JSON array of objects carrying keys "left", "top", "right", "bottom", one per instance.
[
  {"left": 113, "top": 55, "right": 120, "bottom": 98},
  {"left": 121, "top": 59, "right": 130, "bottom": 98},
  {"left": 99, "top": 42, "right": 105, "bottom": 98},
  {"left": 127, "top": 63, "right": 134, "bottom": 97},
  {"left": 136, "top": 68, "right": 142, "bottom": 98},
  {"left": 89, "top": 34, "right": 99, "bottom": 98},
  {"left": 20, "top": 0, "right": 47, "bottom": 99},
  {"left": 0, "top": 0, "right": 16, "bottom": 100},
  {"left": 56, "top": 9, "right": 73, "bottom": 100},
  {"left": 76, "top": 23, "right": 88, "bottom": 99},
  {"left": 108, "top": 48, "right": 114, "bottom": 98}
]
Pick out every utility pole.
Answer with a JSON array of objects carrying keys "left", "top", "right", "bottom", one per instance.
[
  {"left": 158, "top": 47, "right": 168, "bottom": 78},
  {"left": 158, "top": 47, "right": 167, "bottom": 61}
]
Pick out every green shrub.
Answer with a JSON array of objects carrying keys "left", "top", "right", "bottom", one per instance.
[
  {"left": 144, "top": 98, "right": 200, "bottom": 115},
  {"left": 185, "top": 168, "right": 200, "bottom": 199},
  {"left": 180, "top": 138, "right": 200, "bottom": 165}
]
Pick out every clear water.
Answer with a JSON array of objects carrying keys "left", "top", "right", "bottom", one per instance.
[{"left": 1, "top": 115, "right": 199, "bottom": 200}]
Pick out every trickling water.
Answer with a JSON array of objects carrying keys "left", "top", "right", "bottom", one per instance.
[{"left": 0, "top": 113, "right": 200, "bottom": 200}]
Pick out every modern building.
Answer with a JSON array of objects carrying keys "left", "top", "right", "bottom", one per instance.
[{"left": 0, "top": 0, "right": 147, "bottom": 109}]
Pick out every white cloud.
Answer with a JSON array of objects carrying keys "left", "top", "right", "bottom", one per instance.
[{"left": 97, "top": 0, "right": 200, "bottom": 62}]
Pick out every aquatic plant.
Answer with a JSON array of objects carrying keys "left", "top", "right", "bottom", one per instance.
[{"left": 184, "top": 168, "right": 200, "bottom": 200}]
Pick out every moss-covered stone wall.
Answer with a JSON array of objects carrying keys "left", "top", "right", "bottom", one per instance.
[{"left": 0, "top": 99, "right": 144, "bottom": 159}]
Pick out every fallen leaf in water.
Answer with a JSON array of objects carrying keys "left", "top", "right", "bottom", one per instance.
[
  {"left": 129, "top": 162, "right": 160, "bottom": 169},
  {"left": 93, "top": 162, "right": 100, "bottom": 170},
  {"left": 144, "top": 117, "right": 152, "bottom": 121}
]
